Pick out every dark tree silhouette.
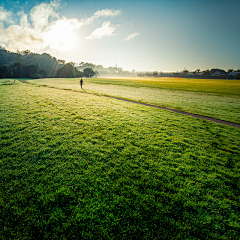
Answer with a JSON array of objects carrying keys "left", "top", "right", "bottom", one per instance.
[
  {"left": 23, "top": 65, "right": 38, "bottom": 78},
  {"left": 55, "top": 63, "right": 78, "bottom": 78},
  {"left": 153, "top": 71, "right": 158, "bottom": 77},
  {"left": 83, "top": 68, "right": 95, "bottom": 77}
]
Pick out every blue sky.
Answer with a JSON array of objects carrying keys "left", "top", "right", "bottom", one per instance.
[{"left": 0, "top": 0, "right": 239, "bottom": 72}]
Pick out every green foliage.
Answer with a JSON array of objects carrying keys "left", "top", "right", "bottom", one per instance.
[
  {"left": 0, "top": 60, "right": 46, "bottom": 79},
  {"left": 0, "top": 48, "right": 16, "bottom": 65},
  {"left": 0, "top": 49, "right": 63, "bottom": 77},
  {"left": 32, "top": 73, "right": 42, "bottom": 79},
  {"left": 56, "top": 63, "right": 78, "bottom": 78},
  {"left": 0, "top": 81, "right": 240, "bottom": 239},
  {"left": 12, "top": 62, "right": 24, "bottom": 78},
  {"left": 0, "top": 65, "right": 13, "bottom": 78},
  {"left": 23, "top": 64, "right": 38, "bottom": 78},
  {"left": 83, "top": 67, "right": 95, "bottom": 77},
  {"left": 38, "top": 69, "right": 47, "bottom": 78}
]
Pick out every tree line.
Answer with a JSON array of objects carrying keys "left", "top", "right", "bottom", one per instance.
[
  {"left": 0, "top": 48, "right": 96, "bottom": 79},
  {"left": 1, "top": 47, "right": 239, "bottom": 79},
  {"left": 138, "top": 68, "right": 240, "bottom": 79}
]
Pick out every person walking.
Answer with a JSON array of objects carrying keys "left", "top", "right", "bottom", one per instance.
[{"left": 80, "top": 78, "right": 83, "bottom": 89}]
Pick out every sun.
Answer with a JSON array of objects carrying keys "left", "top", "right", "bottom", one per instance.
[{"left": 45, "top": 18, "right": 81, "bottom": 51}]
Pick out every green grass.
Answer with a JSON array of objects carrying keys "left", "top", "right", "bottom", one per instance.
[
  {"left": 1, "top": 81, "right": 240, "bottom": 239},
  {"left": 27, "top": 77, "right": 240, "bottom": 96},
  {"left": 0, "top": 79, "right": 16, "bottom": 85},
  {"left": 86, "top": 77, "right": 240, "bottom": 96},
  {"left": 28, "top": 77, "right": 240, "bottom": 124}
]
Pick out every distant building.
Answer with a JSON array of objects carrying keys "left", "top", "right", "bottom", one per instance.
[
  {"left": 210, "top": 69, "right": 226, "bottom": 76},
  {"left": 228, "top": 71, "right": 240, "bottom": 76}
]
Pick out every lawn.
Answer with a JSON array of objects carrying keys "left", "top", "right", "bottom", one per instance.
[
  {"left": 1, "top": 80, "right": 240, "bottom": 239},
  {"left": 28, "top": 77, "right": 240, "bottom": 124},
  {"left": 86, "top": 77, "right": 240, "bottom": 96}
]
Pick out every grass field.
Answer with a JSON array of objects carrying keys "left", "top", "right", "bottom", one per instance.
[
  {"left": 28, "top": 77, "right": 240, "bottom": 124},
  {"left": 1, "top": 79, "right": 240, "bottom": 239}
]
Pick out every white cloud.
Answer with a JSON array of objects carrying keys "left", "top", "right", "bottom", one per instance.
[
  {"left": 30, "top": 1, "right": 59, "bottom": 30},
  {"left": 0, "top": 16, "right": 84, "bottom": 52},
  {"left": 86, "top": 21, "right": 118, "bottom": 39},
  {"left": 17, "top": 11, "right": 30, "bottom": 27},
  {"left": 84, "top": 9, "right": 121, "bottom": 24},
  {"left": 0, "top": 24, "right": 44, "bottom": 51},
  {"left": 0, "top": 6, "right": 14, "bottom": 24},
  {"left": 0, "top": 1, "right": 82, "bottom": 52},
  {"left": 94, "top": 9, "right": 121, "bottom": 17},
  {"left": 0, "top": 2, "right": 121, "bottom": 52},
  {"left": 125, "top": 32, "right": 140, "bottom": 41}
]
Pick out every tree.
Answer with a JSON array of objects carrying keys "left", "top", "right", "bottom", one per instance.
[
  {"left": 38, "top": 69, "right": 47, "bottom": 78},
  {"left": 12, "top": 62, "right": 23, "bottom": 78},
  {"left": 21, "top": 50, "right": 33, "bottom": 56},
  {"left": 0, "top": 65, "right": 13, "bottom": 78},
  {"left": 23, "top": 65, "right": 38, "bottom": 78},
  {"left": 0, "top": 49, "right": 16, "bottom": 65},
  {"left": 194, "top": 69, "right": 201, "bottom": 76},
  {"left": 202, "top": 69, "right": 210, "bottom": 78},
  {"left": 209, "top": 68, "right": 226, "bottom": 75},
  {"left": 235, "top": 73, "right": 240, "bottom": 80},
  {"left": 159, "top": 72, "right": 164, "bottom": 77},
  {"left": 83, "top": 68, "right": 95, "bottom": 77},
  {"left": 145, "top": 72, "right": 152, "bottom": 76},
  {"left": 153, "top": 71, "right": 158, "bottom": 77},
  {"left": 68, "top": 61, "right": 76, "bottom": 67},
  {"left": 77, "top": 71, "right": 84, "bottom": 77},
  {"left": 55, "top": 63, "right": 78, "bottom": 78},
  {"left": 58, "top": 59, "right": 65, "bottom": 65}
]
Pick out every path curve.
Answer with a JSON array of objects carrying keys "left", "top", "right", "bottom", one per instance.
[{"left": 20, "top": 80, "right": 240, "bottom": 129}]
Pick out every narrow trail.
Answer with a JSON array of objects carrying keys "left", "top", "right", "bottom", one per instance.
[
  {"left": 20, "top": 80, "right": 240, "bottom": 129},
  {"left": 107, "top": 96, "right": 240, "bottom": 128}
]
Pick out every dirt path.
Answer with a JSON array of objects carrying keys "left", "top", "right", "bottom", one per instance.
[
  {"left": 105, "top": 96, "right": 240, "bottom": 128},
  {"left": 20, "top": 80, "right": 240, "bottom": 128}
]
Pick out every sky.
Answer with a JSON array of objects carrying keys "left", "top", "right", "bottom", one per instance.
[{"left": 0, "top": 0, "right": 239, "bottom": 72}]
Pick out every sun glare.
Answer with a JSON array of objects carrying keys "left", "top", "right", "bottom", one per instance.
[{"left": 45, "top": 18, "right": 81, "bottom": 51}]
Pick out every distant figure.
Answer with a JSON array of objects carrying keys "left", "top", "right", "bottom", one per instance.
[{"left": 80, "top": 79, "right": 83, "bottom": 89}]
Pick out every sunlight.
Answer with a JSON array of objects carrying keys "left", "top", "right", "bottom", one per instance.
[{"left": 44, "top": 18, "right": 81, "bottom": 51}]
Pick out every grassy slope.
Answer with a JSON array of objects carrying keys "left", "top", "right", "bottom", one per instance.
[
  {"left": 27, "top": 78, "right": 240, "bottom": 124},
  {"left": 1, "top": 81, "right": 240, "bottom": 239}
]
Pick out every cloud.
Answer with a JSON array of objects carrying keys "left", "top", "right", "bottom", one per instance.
[
  {"left": 0, "top": 24, "right": 44, "bottom": 51},
  {"left": 84, "top": 8, "right": 121, "bottom": 24},
  {"left": 44, "top": 18, "right": 84, "bottom": 51},
  {"left": 0, "top": 1, "right": 121, "bottom": 52},
  {"left": 86, "top": 21, "right": 118, "bottom": 39},
  {"left": 0, "top": 1, "right": 60, "bottom": 51},
  {"left": 17, "top": 11, "right": 30, "bottom": 27},
  {"left": 125, "top": 32, "right": 140, "bottom": 41},
  {"left": 94, "top": 9, "right": 121, "bottom": 17},
  {"left": 30, "top": 1, "right": 60, "bottom": 30},
  {"left": 0, "top": 6, "right": 14, "bottom": 24},
  {"left": 0, "top": 1, "right": 82, "bottom": 51}
]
